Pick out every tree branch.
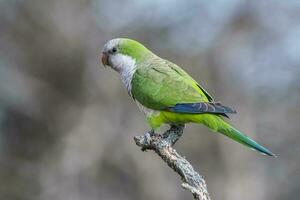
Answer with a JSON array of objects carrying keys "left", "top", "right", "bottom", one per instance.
[{"left": 134, "top": 125, "right": 211, "bottom": 200}]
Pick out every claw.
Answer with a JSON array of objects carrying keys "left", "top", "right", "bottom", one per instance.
[
  {"left": 144, "top": 132, "right": 151, "bottom": 145},
  {"left": 140, "top": 131, "right": 152, "bottom": 151},
  {"left": 148, "top": 129, "right": 155, "bottom": 136}
]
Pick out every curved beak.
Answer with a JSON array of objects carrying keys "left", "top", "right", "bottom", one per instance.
[{"left": 101, "top": 52, "right": 109, "bottom": 67}]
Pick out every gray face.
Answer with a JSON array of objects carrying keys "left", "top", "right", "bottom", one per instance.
[
  {"left": 101, "top": 39, "right": 136, "bottom": 75},
  {"left": 101, "top": 39, "right": 120, "bottom": 67},
  {"left": 102, "top": 39, "right": 120, "bottom": 54}
]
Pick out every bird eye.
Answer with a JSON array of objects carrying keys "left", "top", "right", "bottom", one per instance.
[{"left": 112, "top": 47, "right": 117, "bottom": 53}]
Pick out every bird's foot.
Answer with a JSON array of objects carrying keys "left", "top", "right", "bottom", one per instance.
[
  {"left": 140, "top": 129, "right": 156, "bottom": 151},
  {"left": 147, "top": 129, "right": 156, "bottom": 136}
]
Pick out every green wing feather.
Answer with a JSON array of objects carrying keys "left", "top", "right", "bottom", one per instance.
[
  {"left": 164, "top": 61, "right": 214, "bottom": 102},
  {"left": 131, "top": 58, "right": 211, "bottom": 110}
]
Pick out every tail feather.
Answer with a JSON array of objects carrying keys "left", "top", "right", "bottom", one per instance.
[
  {"left": 220, "top": 126, "right": 275, "bottom": 156},
  {"left": 203, "top": 116, "right": 275, "bottom": 156}
]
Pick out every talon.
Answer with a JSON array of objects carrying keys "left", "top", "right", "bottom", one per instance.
[
  {"left": 140, "top": 132, "right": 152, "bottom": 151},
  {"left": 148, "top": 129, "right": 155, "bottom": 136},
  {"left": 144, "top": 132, "right": 151, "bottom": 145}
]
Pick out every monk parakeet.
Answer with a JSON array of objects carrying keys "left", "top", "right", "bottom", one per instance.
[{"left": 101, "top": 38, "right": 274, "bottom": 156}]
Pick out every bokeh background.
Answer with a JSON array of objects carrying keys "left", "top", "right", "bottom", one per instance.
[{"left": 0, "top": 0, "right": 299, "bottom": 200}]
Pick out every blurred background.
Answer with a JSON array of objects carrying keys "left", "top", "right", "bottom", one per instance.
[{"left": 0, "top": 0, "right": 299, "bottom": 200}]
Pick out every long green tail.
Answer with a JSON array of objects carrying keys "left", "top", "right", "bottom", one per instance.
[{"left": 202, "top": 116, "right": 275, "bottom": 156}]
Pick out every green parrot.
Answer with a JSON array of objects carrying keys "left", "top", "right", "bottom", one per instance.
[{"left": 101, "top": 38, "right": 275, "bottom": 156}]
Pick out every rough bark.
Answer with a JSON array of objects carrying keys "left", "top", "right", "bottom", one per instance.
[{"left": 134, "top": 125, "right": 211, "bottom": 200}]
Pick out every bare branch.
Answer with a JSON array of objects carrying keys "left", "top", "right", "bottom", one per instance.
[{"left": 134, "top": 125, "right": 211, "bottom": 200}]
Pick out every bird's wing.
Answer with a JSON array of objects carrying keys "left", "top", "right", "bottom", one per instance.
[{"left": 131, "top": 58, "right": 235, "bottom": 115}]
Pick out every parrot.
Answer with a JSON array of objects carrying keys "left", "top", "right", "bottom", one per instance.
[{"left": 101, "top": 38, "right": 275, "bottom": 156}]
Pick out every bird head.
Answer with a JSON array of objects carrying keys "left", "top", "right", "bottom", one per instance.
[{"left": 101, "top": 38, "right": 152, "bottom": 72}]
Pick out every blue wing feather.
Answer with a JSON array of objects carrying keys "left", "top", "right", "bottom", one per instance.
[{"left": 169, "top": 102, "right": 236, "bottom": 114}]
